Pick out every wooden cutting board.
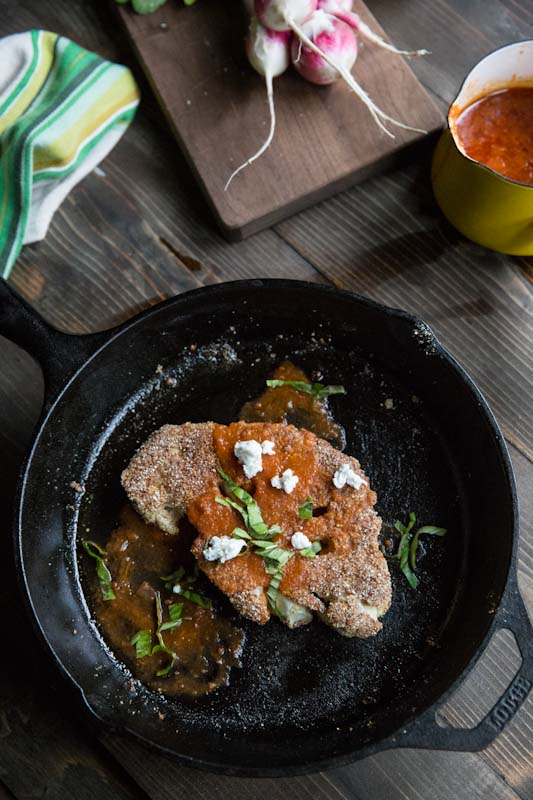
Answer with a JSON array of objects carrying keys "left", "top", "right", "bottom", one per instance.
[{"left": 117, "top": 1, "right": 442, "bottom": 240}]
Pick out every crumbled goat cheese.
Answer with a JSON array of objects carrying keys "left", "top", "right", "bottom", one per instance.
[
  {"left": 261, "top": 439, "right": 275, "bottom": 455},
  {"left": 291, "top": 531, "right": 312, "bottom": 550},
  {"left": 203, "top": 536, "right": 245, "bottom": 564},
  {"left": 384, "top": 398, "right": 394, "bottom": 410},
  {"left": 271, "top": 468, "right": 299, "bottom": 494},
  {"left": 333, "top": 463, "right": 367, "bottom": 490},
  {"left": 234, "top": 439, "right": 263, "bottom": 478}
]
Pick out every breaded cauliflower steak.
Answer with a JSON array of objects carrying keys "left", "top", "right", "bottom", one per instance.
[{"left": 122, "top": 421, "right": 391, "bottom": 638}]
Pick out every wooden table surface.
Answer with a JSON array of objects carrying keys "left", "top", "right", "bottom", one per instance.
[{"left": 0, "top": 1, "right": 532, "bottom": 799}]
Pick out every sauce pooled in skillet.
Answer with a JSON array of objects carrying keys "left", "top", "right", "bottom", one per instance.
[
  {"left": 93, "top": 506, "right": 244, "bottom": 697},
  {"left": 240, "top": 360, "right": 345, "bottom": 450}
]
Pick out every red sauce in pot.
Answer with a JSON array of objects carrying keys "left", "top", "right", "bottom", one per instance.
[{"left": 455, "top": 87, "right": 533, "bottom": 185}]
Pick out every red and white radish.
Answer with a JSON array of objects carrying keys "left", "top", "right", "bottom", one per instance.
[
  {"left": 291, "top": 10, "right": 357, "bottom": 85},
  {"left": 290, "top": 10, "right": 425, "bottom": 136},
  {"left": 255, "top": 0, "right": 317, "bottom": 31},
  {"left": 225, "top": 18, "right": 291, "bottom": 190},
  {"left": 316, "top": 0, "right": 428, "bottom": 57}
]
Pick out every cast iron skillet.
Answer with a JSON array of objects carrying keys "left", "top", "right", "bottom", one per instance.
[{"left": 1, "top": 278, "right": 532, "bottom": 777}]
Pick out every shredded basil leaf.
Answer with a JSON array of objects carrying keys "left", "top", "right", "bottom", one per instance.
[
  {"left": 160, "top": 567, "right": 185, "bottom": 590},
  {"left": 266, "top": 569, "right": 283, "bottom": 616},
  {"left": 300, "top": 541, "right": 322, "bottom": 558},
  {"left": 397, "top": 531, "right": 418, "bottom": 589},
  {"left": 410, "top": 525, "right": 447, "bottom": 570},
  {"left": 153, "top": 591, "right": 178, "bottom": 676},
  {"left": 160, "top": 568, "right": 212, "bottom": 608},
  {"left": 152, "top": 644, "right": 177, "bottom": 677},
  {"left": 391, "top": 514, "right": 446, "bottom": 589},
  {"left": 218, "top": 470, "right": 295, "bottom": 590},
  {"left": 215, "top": 495, "right": 249, "bottom": 527},
  {"left": 160, "top": 602, "right": 184, "bottom": 631},
  {"left": 298, "top": 496, "right": 314, "bottom": 520},
  {"left": 82, "top": 540, "right": 116, "bottom": 601},
  {"left": 130, "top": 598, "right": 184, "bottom": 672},
  {"left": 232, "top": 527, "right": 251, "bottom": 540},
  {"left": 266, "top": 379, "right": 346, "bottom": 400},
  {"left": 131, "top": 629, "right": 152, "bottom": 659},
  {"left": 218, "top": 468, "right": 275, "bottom": 539},
  {"left": 172, "top": 586, "right": 212, "bottom": 608}
]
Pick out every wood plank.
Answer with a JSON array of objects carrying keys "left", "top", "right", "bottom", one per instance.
[
  {"left": 116, "top": 0, "right": 442, "bottom": 239},
  {"left": 367, "top": 0, "right": 530, "bottom": 106},
  {"left": 101, "top": 733, "right": 523, "bottom": 800},
  {"left": 102, "top": 734, "right": 358, "bottom": 800},
  {"left": 328, "top": 750, "right": 522, "bottom": 800}
]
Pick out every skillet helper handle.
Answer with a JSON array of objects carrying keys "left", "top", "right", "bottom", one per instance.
[
  {"left": 394, "top": 577, "right": 533, "bottom": 753},
  {"left": 0, "top": 279, "right": 106, "bottom": 400}
]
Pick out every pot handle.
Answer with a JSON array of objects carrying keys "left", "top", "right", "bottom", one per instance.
[
  {"left": 0, "top": 279, "right": 108, "bottom": 401},
  {"left": 387, "top": 575, "right": 532, "bottom": 753}
]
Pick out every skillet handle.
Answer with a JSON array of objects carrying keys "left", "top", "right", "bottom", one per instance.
[
  {"left": 0, "top": 279, "right": 107, "bottom": 401},
  {"left": 389, "top": 575, "right": 533, "bottom": 753}
]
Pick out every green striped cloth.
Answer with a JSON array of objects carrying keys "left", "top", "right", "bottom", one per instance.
[{"left": 0, "top": 30, "right": 140, "bottom": 279}]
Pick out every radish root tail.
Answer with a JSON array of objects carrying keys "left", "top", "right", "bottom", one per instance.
[
  {"left": 287, "top": 16, "right": 427, "bottom": 138},
  {"left": 340, "top": 12, "right": 430, "bottom": 57},
  {"left": 224, "top": 72, "right": 277, "bottom": 191}
]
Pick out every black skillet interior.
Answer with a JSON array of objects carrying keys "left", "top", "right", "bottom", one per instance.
[{"left": 16, "top": 281, "right": 516, "bottom": 773}]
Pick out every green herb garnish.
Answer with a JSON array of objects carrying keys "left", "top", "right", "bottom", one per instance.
[
  {"left": 266, "top": 380, "right": 346, "bottom": 400},
  {"left": 130, "top": 593, "right": 179, "bottom": 677},
  {"left": 391, "top": 514, "right": 447, "bottom": 589},
  {"left": 82, "top": 540, "right": 116, "bottom": 601},
  {"left": 250, "top": 539, "right": 295, "bottom": 574},
  {"left": 298, "top": 496, "right": 314, "bottom": 520},
  {"left": 153, "top": 591, "right": 178, "bottom": 677},
  {"left": 131, "top": 629, "right": 152, "bottom": 658},
  {"left": 161, "top": 568, "right": 212, "bottom": 608},
  {"left": 266, "top": 569, "right": 283, "bottom": 617},
  {"left": 159, "top": 602, "right": 184, "bottom": 631},
  {"left": 217, "top": 470, "right": 321, "bottom": 610},
  {"left": 217, "top": 468, "right": 280, "bottom": 539},
  {"left": 161, "top": 567, "right": 186, "bottom": 588},
  {"left": 410, "top": 525, "right": 447, "bottom": 570},
  {"left": 172, "top": 587, "right": 212, "bottom": 608},
  {"left": 299, "top": 541, "right": 322, "bottom": 558}
]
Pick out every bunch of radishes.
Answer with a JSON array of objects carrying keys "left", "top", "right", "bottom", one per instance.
[{"left": 226, "top": 0, "right": 428, "bottom": 189}]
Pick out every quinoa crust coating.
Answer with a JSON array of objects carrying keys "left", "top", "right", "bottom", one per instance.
[{"left": 122, "top": 421, "right": 391, "bottom": 638}]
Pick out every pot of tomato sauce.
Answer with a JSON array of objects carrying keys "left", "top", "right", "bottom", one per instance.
[{"left": 432, "top": 40, "right": 533, "bottom": 255}]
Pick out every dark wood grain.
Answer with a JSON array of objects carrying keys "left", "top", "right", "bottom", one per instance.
[
  {"left": 0, "top": 1, "right": 532, "bottom": 799},
  {"left": 117, "top": 0, "right": 442, "bottom": 239},
  {"left": 102, "top": 733, "right": 523, "bottom": 800}
]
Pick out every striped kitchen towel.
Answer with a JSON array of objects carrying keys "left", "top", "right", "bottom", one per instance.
[{"left": 0, "top": 30, "right": 140, "bottom": 279}]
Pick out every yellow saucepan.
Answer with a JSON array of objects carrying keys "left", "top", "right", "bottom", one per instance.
[{"left": 432, "top": 40, "right": 533, "bottom": 256}]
